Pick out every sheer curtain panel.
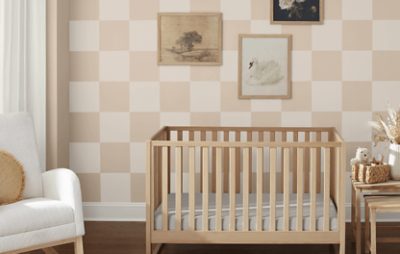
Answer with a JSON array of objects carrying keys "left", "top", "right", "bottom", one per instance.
[{"left": 0, "top": 0, "right": 46, "bottom": 167}]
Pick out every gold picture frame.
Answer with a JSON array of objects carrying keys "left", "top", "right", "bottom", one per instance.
[
  {"left": 158, "top": 13, "right": 222, "bottom": 66},
  {"left": 238, "top": 34, "right": 292, "bottom": 99},
  {"left": 270, "top": 0, "right": 324, "bottom": 25}
]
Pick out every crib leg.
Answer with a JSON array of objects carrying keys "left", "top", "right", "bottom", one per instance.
[
  {"left": 146, "top": 241, "right": 151, "bottom": 254},
  {"left": 339, "top": 242, "right": 345, "bottom": 254}
]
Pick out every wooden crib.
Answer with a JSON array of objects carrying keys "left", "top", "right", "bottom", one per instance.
[{"left": 146, "top": 127, "right": 346, "bottom": 254}]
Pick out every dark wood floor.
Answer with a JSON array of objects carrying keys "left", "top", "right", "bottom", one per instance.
[{"left": 27, "top": 222, "right": 400, "bottom": 254}]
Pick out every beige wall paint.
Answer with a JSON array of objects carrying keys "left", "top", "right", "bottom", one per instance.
[
  {"left": 68, "top": 0, "right": 400, "bottom": 204},
  {"left": 46, "top": 0, "right": 70, "bottom": 170}
]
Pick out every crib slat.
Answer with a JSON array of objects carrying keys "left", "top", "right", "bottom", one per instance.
[
  {"left": 283, "top": 148, "right": 290, "bottom": 232},
  {"left": 256, "top": 147, "right": 264, "bottom": 231},
  {"left": 224, "top": 131, "right": 229, "bottom": 193},
  {"left": 175, "top": 147, "right": 182, "bottom": 231},
  {"left": 316, "top": 132, "right": 322, "bottom": 193},
  {"left": 247, "top": 131, "right": 253, "bottom": 193},
  {"left": 162, "top": 146, "right": 169, "bottom": 231},
  {"left": 310, "top": 148, "right": 317, "bottom": 231},
  {"left": 229, "top": 147, "right": 236, "bottom": 231},
  {"left": 211, "top": 131, "right": 217, "bottom": 192},
  {"left": 323, "top": 148, "right": 331, "bottom": 232},
  {"left": 304, "top": 132, "right": 310, "bottom": 193},
  {"left": 243, "top": 147, "right": 250, "bottom": 231},
  {"left": 292, "top": 132, "right": 298, "bottom": 192},
  {"left": 189, "top": 147, "right": 196, "bottom": 231},
  {"left": 269, "top": 148, "right": 277, "bottom": 232},
  {"left": 202, "top": 147, "right": 209, "bottom": 232},
  {"left": 199, "top": 131, "right": 206, "bottom": 192},
  {"left": 235, "top": 131, "right": 241, "bottom": 193},
  {"left": 280, "top": 132, "right": 287, "bottom": 194},
  {"left": 216, "top": 147, "right": 223, "bottom": 231},
  {"left": 296, "top": 148, "right": 304, "bottom": 231}
]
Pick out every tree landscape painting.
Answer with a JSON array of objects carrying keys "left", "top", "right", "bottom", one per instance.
[
  {"left": 239, "top": 35, "right": 292, "bottom": 99},
  {"left": 158, "top": 13, "right": 222, "bottom": 65}
]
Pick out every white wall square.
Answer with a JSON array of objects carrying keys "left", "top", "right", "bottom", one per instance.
[
  {"left": 281, "top": 112, "right": 312, "bottom": 127},
  {"left": 221, "top": 0, "right": 251, "bottom": 20},
  {"left": 251, "top": 21, "right": 282, "bottom": 34},
  {"left": 342, "top": 112, "right": 372, "bottom": 142},
  {"left": 130, "top": 21, "right": 157, "bottom": 51},
  {"left": 100, "top": 0, "right": 129, "bottom": 20},
  {"left": 251, "top": 100, "right": 282, "bottom": 112},
  {"left": 190, "top": 82, "right": 220, "bottom": 112},
  {"left": 372, "top": 82, "right": 400, "bottom": 111},
  {"left": 292, "top": 51, "right": 312, "bottom": 81},
  {"left": 312, "top": 82, "right": 342, "bottom": 112},
  {"left": 373, "top": 21, "right": 400, "bottom": 50},
  {"left": 220, "top": 51, "right": 238, "bottom": 82},
  {"left": 100, "top": 113, "right": 130, "bottom": 142},
  {"left": 159, "top": 0, "right": 190, "bottom": 11},
  {"left": 312, "top": 21, "right": 342, "bottom": 50},
  {"left": 70, "top": 143, "right": 100, "bottom": 173},
  {"left": 159, "top": 66, "right": 190, "bottom": 82},
  {"left": 342, "top": 51, "right": 372, "bottom": 81},
  {"left": 101, "top": 173, "right": 131, "bottom": 202},
  {"left": 70, "top": 82, "right": 99, "bottom": 112},
  {"left": 70, "top": 21, "right": 99, "bottom": 51},
  {"left": 131, "top": 142, "right": 146, "bottom": 173},
  {"left": 160, "top": 113, "right": 191, "bottom": 126},
  {"left": 221, "top": 112, "right": 251, "bottom": 126},
  {"left": 99, "top": 52, "right": 130, "bottom": 81},
  {"left": 342, "top": 0, "right": 372, "bottom": 20},
  {"left": 130, "top": 82, "right": 160, "bottom": 112}
]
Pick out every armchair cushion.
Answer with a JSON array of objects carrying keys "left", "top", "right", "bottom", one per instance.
[
  {"left": 0, "top": 198, "right": 77, "bottom": 252},
  {"left": 0, "top": 198, "right": 74, "bottom": 237},
  {"left": 0, "top": 113, "right": 42, "bottom": 198}
]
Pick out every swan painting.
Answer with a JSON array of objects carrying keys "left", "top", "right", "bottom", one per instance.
[
  {"left": 246, "top": 57, "right": 284, "bottom": 86},
  {"left": 238, "top": 34, "right": 291, "bottom": 99}
]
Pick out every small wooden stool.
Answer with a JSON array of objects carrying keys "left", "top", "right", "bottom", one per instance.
[{"left": 364, "top": 196, "right": 400, "bottom": 254}]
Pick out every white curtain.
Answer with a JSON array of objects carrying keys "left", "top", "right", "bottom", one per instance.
[{"left": 0, "top": 0, "right": 46, "bottom": 168}]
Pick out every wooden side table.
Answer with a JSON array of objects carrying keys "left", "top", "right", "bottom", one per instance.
[
  {"left": 364, "top": 196, "right": 400, "bottom": 254},
  {"left": 351, "top": 180, "right": 400, "bottom": 254}
]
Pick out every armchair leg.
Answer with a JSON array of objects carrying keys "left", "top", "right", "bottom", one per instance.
[{"left": 74, "top": 237, "right": 84, "bottom": 254}]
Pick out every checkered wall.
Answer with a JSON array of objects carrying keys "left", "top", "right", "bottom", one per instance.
[{"left": 69, "top": 0, "right": 400, "bottom": 203}]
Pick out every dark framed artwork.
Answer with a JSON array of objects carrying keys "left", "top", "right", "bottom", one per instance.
[{"left": 271, "top": 0, "right": 324, "bottom": 25}]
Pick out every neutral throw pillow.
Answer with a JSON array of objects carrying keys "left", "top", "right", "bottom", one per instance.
[{"left": 0, "top": 150, "right": 25, "bottom": 205}]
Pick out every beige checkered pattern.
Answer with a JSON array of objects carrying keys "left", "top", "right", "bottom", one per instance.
[{"left": 69, "top": 0, "right": 400, "bottom": 203}]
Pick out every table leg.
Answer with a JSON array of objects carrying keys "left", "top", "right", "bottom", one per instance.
[
  {"left": 355, "top": 188, "right": 362, "bottom": 254},
  {"left": 351, "top": 184, "right": 356, "bottom": 241}
]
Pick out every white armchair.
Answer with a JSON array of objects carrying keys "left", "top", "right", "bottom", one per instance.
[{"left": 0, "top": 113, "right": 84, "bottom": 254}]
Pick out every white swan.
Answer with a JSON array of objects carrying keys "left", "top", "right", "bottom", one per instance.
[{"left": 246, "top": 58, "right": 284, "bottom": 86}]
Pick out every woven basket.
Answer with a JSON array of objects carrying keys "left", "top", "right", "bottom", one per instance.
[
  {"left": 352, "top": 164, "right": 359, "bottom": 181},
  {"left": 356, "top": 163, "right": 390, "bottom": 184}
]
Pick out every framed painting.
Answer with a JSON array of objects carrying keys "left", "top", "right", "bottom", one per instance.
[
  {"left": 271, "top": 0, "right": 324, "bottom": 25},
  {"left": 238, "top": 34, "right": 292, "bottom": 99},
  {"left": 158, "top": 13, "right": 222, "bottom": 66}
]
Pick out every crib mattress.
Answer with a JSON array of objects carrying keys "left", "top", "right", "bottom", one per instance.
[{"left": 154, "top": 193, "right": 338, "bottom": 231}]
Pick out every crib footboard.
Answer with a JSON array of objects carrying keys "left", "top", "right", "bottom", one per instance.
[{"left": 146, "top": 127, "right": 346, "bottom": 254}]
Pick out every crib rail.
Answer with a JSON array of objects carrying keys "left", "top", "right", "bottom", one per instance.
[{"left": 147, "top": 127, "right": 345, "bottom": 237}]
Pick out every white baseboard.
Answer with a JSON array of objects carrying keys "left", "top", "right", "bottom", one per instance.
[
  {"left": 83, "top": 202, "right": 400, "bottom": 222},
  {"left": 83, "top": 202, "right": 146, "bottom": 221}
]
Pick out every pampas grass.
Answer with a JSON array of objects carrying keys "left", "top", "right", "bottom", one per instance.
[{"left": 369, "top": 105, "right": 400, "bottom": 145}]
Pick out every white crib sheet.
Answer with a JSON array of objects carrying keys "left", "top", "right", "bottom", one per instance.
[{"left": 154, "top": 193, "right": 338, "bottom": 231}]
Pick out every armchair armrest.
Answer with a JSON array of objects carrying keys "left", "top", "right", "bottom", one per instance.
[{"left": 42, "top": 168, "right": 85, "bottom": 236}]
